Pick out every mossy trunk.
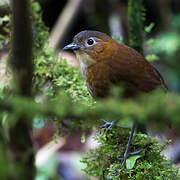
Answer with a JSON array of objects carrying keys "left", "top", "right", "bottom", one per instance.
[
  {"left": 8, "top": 0, "right": 35, "bottom": 179},
  {"left": 128, "top": 0, "right": 144, "bottom": 55}
]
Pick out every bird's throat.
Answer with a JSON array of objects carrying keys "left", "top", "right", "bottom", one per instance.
[{"left": 75, "top": 51, "right": 95, "bottom": 78}]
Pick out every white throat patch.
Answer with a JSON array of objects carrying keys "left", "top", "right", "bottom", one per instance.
[{"left": 75, "top": 51, "right": 95, "bottom": 78}]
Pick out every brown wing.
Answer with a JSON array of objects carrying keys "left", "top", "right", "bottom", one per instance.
[
  {"left": 152, "top": 67, "right": 168, "bottom": 91},
  {"left": 106, "top": 43, "right": 168, "bottom": 97}
]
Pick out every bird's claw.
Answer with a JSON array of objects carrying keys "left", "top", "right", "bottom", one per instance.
[
  {"left": 101, "top": 120, "right": 116, "bottom": 133},
  {"left": 121, "top": 159, "right": 126, "bottom": 170}
]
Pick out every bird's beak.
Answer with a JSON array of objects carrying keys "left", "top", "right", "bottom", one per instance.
[{"left": 63, "top": 42, "right": 82, "bottom": 51}]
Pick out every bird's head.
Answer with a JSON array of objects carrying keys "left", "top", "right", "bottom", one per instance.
[{"left": 63, "top": 30, "right": 117, "bottom": 66}]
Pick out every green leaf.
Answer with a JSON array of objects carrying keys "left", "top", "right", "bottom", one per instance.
[
  {"left": 146, "top": 54, "right": 159, "bottom": 62},
  {"left": 0, "top": 16, "right": 10, "bottom": 25},
  {"left": 112, "top": 35, "right": 123, "bottom": 43},
  {"left": 81, "top": 132, "right": 86, "bottom": 143},
  {"left": 32, "top": 2, "right": 41, "bottom": 12},
  {"left": 126, "top": 155, "right": 142, "bottom": 170},
  {"left": 145, "top": 22, "right": 155, "bottom": 33}
]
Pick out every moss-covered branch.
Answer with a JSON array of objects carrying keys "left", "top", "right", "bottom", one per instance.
[
  {"left": 0, "top": 90, "right": 180, "bottom": 132},
  {"left": 128, "top": 0, "right": 144, "bottom": 55}
]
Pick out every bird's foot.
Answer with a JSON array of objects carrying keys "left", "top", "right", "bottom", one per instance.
[{"left": 101, "top": 120, "right": 116, "bottom": 133}]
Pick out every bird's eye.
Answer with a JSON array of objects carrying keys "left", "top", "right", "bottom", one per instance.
[{"left": 86, "top": 38, "right": 95, "bottom": 46}]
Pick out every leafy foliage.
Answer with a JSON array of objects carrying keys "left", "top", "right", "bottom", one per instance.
[
  {"left": 0, "top": 15, "right": 10, "bottom": 49},
  {"left": 146, "top": 15, "right": 180, "bottom": 91},
  {"left": 128, "top": 0, "right": 144, "bottom": 55},
  {"left": 31, "top": 2, "right": 92, "bottom": 104},
  {"left": 82, "top": 129, "right": 179, "bottom": 179}
]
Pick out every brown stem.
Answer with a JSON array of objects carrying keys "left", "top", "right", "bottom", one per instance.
[{"left": 8, "top": 0, "right": 35, "bottom": 179}]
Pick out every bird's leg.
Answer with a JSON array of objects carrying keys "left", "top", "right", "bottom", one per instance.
[
  {"left": 101, "top": 119, "right": 116, "bottom": 133},
  {"left": 121, "top": 121, "right": 136, "bottom": 169},
  {"left": 102, "top": 119, "right": 142, "bottom": 169},
  {"left": 129, "top": 149, "right": 143, "bottom": 156}
]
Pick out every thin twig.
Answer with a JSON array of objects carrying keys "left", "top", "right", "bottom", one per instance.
[{"left": 49, "top": 0, "right": 82, "bottom": 49}]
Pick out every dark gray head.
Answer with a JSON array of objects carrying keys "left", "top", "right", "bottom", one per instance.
[
  {"left": 63, "top": 30, "right": 111, "bottom": 51},
  {"left": 63, "top": 30, "right": 118, "bottom": 64}
]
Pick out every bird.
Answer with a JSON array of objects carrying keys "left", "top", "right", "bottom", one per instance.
[{"left": 63, "top": 30, "right": 168, "bottom": 167}]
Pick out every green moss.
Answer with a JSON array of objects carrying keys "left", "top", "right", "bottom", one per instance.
[
  {"left": 128, "top": 0, "right": 144, "bottom": 55},
  {"left": 82, "top": 127, "right": 179, "bottom": 179},
  {"left": 0, "top": 1, "right": 180, "bottom": 179},
  {"left": 31, "top": 1, "right": 93, "bottom": 104},
  {"left": 0, "top": 15, "right": 10, "bottom": 49}
]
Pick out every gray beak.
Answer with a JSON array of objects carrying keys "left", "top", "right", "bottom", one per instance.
[{"left": 63, "top": 42, "right": 82, "bottom": 51}]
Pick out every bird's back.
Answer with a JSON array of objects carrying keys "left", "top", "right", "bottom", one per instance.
[{"left": 86, "top": 41, "right": 167, "bottom": 98}]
